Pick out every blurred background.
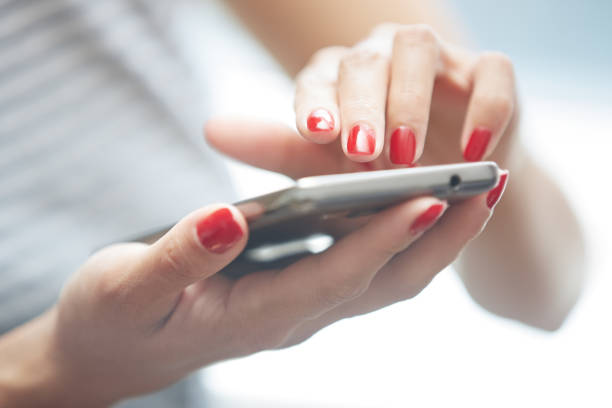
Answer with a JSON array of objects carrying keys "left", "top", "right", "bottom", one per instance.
[
  {"left": 169, "top": 0, "right": 611, "bottom": 407},
  {"left": 1, "top": 1, "right": 609, "bottom": 406}
]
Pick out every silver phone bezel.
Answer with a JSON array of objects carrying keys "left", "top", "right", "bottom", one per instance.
[
  {"left": 132, "top": 162, "right": 500, "bottom": 247},
  {"left": 241, "top": 161, "right": 500, "bottom": 230}
]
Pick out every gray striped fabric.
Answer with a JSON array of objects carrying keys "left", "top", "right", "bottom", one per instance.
[{"left": 0, "top": 0, "right": 235, "bottom": 406}]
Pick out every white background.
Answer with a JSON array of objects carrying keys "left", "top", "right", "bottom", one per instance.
[{"left": 175, "top": 1, "right": 612, "bottom": 406}]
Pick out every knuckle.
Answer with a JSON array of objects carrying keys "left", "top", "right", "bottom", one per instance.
[
  {"left": 239, "top": 330, "right": 280, "bottom": 354},
  {"left": 298, "top": 48, "right": 344, "bottom": 88},
  {"left": 295, "top": 68, "right": 333, "bottom": 92},
  {"left": 157, "top": 236, "right": 192, "bottom": 279},
  {"left": 341, "top": 95, "right": 379, "bottom": 113},
  {"left": 391, "top": 85, "right": 431, "bottom": 108},
  {"left": 480, "top": 93, "right": 515, "bottom": 118},
  {"left": 479, "top": 51, "right": 515, "bottom": 77},
  {"left": 294, "top": 72, "right": 316, "bottom": 98},
  {"left": 394, "top": 24, "right": 438, "bottom": 47},
  {"left": 340, "top": 50, "right": 387, "bottom": 72},
  {"left": 253, "top": 325, "right": 292, "bottom": 352},
  {"left": 295, "top": 68, "right": 313, "bottom": 86},
  {"left": 84, "top": 243, "right": 145, "bottom": 305},
  {"left": 310, "top": 46, "right": 348, "bottom": 65},
  {"left": 481, "top": 51, "right": 514, "bottom": 67},
  {"left": 371, "top": 22, "right": 401, "bottom": 36},
  {"left": 319, "top": 275, "right": 370, "bottom": 307},
  {"left": 279, "top": 332, "right": 314, "bottom": 349},
  {"left": 94, "top": 272, "right": 129, "bottom": 304},
  {"left": 235, "top": 318, "right": 294, "bottom": 354},
  {"left": 230, "top": 291, "right": 295, "bottom": 354},
  {"left": 382, "top": 240, "right": 409, "bottom": 259},
  {"left": 391, "top": 278, "right": 430, "bottom": 301}
]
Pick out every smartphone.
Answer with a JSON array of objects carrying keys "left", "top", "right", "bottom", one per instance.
[{"left": 134, "top": 162, "right": 500, "bottom": 276}]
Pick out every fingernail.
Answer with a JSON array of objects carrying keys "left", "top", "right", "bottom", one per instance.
[
  {"left": 463, "top": 127, "right": 492, "bottom": 162},
  {"left": 410, "top": 203, "right": 446, "bottom": 235},
  {"left": 307, "top": 109, "right": 335, "bottom": 132},
  {"left": 347, "top": 123, "right": 376, "bottom": 155},
  {"left": 486, "top": 171, "right": 509, "bottom": 209},
  {"left": 196, "top": 208, "right": 243, "bottom": 254},
  {"left": 390, "top": 126, "right": 416, "bottom": 165}
]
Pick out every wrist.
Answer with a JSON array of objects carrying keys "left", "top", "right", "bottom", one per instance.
[{"left": 0, "top": 309, "right": 112, "bottom": 408}]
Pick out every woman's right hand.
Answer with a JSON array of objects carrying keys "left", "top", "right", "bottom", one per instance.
[{"left": 0, "top": 120, "right": 503, "bottom": 407}]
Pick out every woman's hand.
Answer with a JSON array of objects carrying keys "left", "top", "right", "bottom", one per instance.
[
  {"left": 294, "top": 23, "right": 519, "bottom": 170},
  {"left": 0, "top": 119, "right": 506, "bottom": 406},
  {"left": 287, "top": 23, "right": 583, "bottom": 330},
  {"left": 0, "top": 25, "right": 516, "bottom": 405}
]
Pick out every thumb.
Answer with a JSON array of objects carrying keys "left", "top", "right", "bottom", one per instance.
[{"left": 134, "top": 204, "right": 248, "bottom": 313}]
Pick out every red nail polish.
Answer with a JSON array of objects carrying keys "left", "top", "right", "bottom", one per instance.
[
  {"left": 307, "top": 109, "right": 334, "bottom": 132},
  {"left": 390, "top": 126, "right": 416, "bottom": 165},
  {"left": 196, "top": 208, "right": 243, "bottom": 254},
  {"left": 486, "top": 171, "right": 509, "bottom": 209},
  {"left": 347, "top": 123, "right": 376, "bottom": 155},
  {"left": 410, "top": 203, "right": 446, "bottom": 235},
  {"left": 463, "top": 127, "right": 492, "bottom": 162}
]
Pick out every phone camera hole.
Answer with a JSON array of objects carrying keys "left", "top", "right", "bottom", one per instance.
[{"left": 449, "top": 174, "right": 461, "bottom": 190}]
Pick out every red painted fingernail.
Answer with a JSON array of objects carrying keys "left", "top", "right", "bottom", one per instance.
[
  {"left": 486, "top": 171, "right": 509, "bottom": 209},
  {"left": 410, "top": 203, "right": 446, "bottom": 235},
  {"left": 347, "top": 123, "right": 376, "bottom": 155},
  {"left": 390, "top": 126, "right": 416, "bottom": 165},
  {"left": 463, "top": 127, "right": 492, "bottom": 162},
  {"left": 196, "top": 208, "right": 243, "bottom": 254},
  {"left": 307, "top": 109, "right": 334, "bottom": 132}
]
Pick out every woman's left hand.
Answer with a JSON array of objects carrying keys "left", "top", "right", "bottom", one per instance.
[{"left": 293, "top": 23, "right": 519, "bottom": 170}]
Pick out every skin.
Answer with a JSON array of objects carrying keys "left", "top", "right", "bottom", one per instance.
[
  {"left": 0, "top": 1, "right": 585, "bottom": 406},
  {"left": 0, "top": 188, "right": 495, "bottom": 407},
  {"left": 225, "top": 1, "right": 585, "bottom": 329}
]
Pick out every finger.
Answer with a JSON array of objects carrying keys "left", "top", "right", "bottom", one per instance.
[
  {"left": 205, "top": 118, "right": 344, "bottom": 179},
  {"left": 363, "top": 170, "right": 507, "bottom": 304},
  {"left": 295, "top": 47, "right": 346, "bottom": 143},
  {"left": 338, "top": 49, "right": 389, "bottom": 161},
  {"left": 386, "top": 25, "right": 440, "bottom": 166},
  {"left": 285, "top": 189, "right": 500, "bottom": 346},
  {"left": 461, "top": 52, "right": 516, "bottom": 161},
  {"left": 136, "top": 204, "right": 248, "bottom": 312},
  {"left": 351, "top": 194, "right": 493, "bottom": 310},
  {"left": 260, "top": 196, "right": 448, "bottom": 322}
]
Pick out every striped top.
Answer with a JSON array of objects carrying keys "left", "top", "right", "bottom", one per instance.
[{"left": 0, "top": 0, "right": 235, "bottom": 406}]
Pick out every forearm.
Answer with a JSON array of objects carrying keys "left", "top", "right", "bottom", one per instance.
[
  {"left": 0, "top": 309, "right": 109, "bottom": 408},
  {"left": 224, "top": 0, "right": 464, "bottom": 77},
  {"left": 456, "top": 148, "right": 586, "bottom": 330}
]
